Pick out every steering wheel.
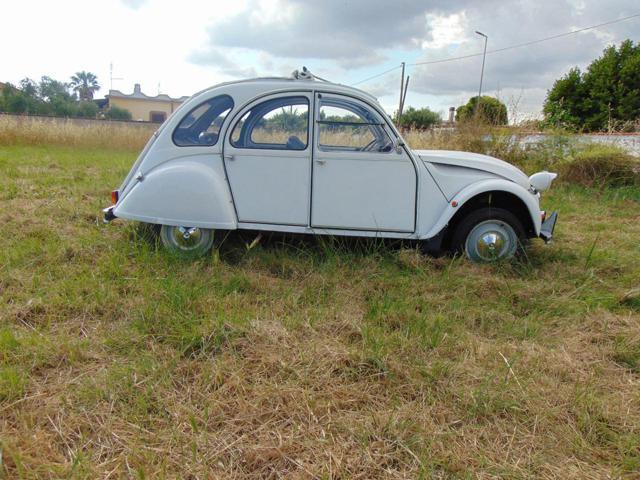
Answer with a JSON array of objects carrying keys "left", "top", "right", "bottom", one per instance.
[{"left": 379, "top": 140, "right": 394, "bottom": 152}]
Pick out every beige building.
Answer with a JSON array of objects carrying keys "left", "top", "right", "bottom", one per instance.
[{"left": 107, "top": 84, "right": 189, "bottom": 123}]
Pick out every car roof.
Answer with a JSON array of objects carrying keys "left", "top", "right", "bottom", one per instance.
[{"left": 195, "top": 76, "right": 380, "bottom": 105}]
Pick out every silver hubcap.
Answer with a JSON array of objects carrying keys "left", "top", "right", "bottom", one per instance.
[
  {"left": 465, "top": 220, "right": 516, "bottom": 262},
  {"left": 171, "top": 226, "right": 204, "bottom": 251}
]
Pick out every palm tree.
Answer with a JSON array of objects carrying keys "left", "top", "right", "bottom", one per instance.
[{"left": 70, "top": 71, "right": 100, "bottom": 101}]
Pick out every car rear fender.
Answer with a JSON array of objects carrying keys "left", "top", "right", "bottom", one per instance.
[{"left": 113, "top": 154, "right": 237, "bottom": 229}]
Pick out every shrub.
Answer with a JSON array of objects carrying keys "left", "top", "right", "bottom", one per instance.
[
  {"left": 105, "top": 105, "right": 132, "bottom": 121},
  {"left": 76, "top": 101, "right": 98, "bottom": 118},
  {"left": 560, "top": 144, "right": 640, "bottom": 188}
]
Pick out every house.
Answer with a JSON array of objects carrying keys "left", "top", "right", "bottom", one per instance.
[{"left": 107, "top": 84, "right": 189, "bottom": 123}]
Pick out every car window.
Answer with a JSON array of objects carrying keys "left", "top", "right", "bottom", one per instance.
[
  {"left": 230, "top": 96, "right": 309, "bottom": 150},
  {"left": 318, "top": 97, "right": 393, "bottom": 153},
  {"left": 172, "top": 95, "right": 234, "bottom": 147}
]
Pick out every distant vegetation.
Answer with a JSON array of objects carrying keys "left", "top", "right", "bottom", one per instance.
[
  {"left": 0, "top": 72, "right": 131, "bottom": 120},
  {"left": 397, "top": 106, "right": 441, "bottom": 129},
  {"left": 456, "top": 96, "right": 508, "bottom": 125},
  {"left": 543, "top": 40, "right": 640, "bottom": 132}
]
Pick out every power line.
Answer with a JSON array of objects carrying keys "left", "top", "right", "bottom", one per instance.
[
  {"left": 350, "top": 12, "right": 640, "bottom": 86},
  {"left": 351, "top": 64, "right": 403, "bottom": 86},
  {"left": 411, "top": 12, "right": 640, "bottom": 67}
]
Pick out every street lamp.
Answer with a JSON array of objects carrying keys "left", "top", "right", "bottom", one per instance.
[{"left": 475, "top": 31, "right": 488, "bottom": 118}]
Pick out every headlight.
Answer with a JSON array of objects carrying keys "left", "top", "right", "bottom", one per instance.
[{"left": 529, "top": 171, "right": 558, "bottom": 192}]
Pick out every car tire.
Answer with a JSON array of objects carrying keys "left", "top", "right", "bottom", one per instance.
[
  {"left": 159, "top": 225, "right": 215, "bottom": 257},
  {"left": 451, "top": 208, "right": 525, "bottom": 262}
]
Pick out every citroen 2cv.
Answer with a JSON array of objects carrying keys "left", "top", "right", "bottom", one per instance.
[{"left": 103, "top": 69, "right": 558, "bottom": 262}]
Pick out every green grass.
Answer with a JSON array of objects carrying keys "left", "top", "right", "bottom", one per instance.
[{"left": 0, "top": 144, "right": 639, "bottom": 478}]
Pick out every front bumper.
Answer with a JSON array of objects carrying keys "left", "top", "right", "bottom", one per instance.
[
  {"left": 103, "top": 206, "right": 116, "bottom": 223},
  {"left": 539, "top": 211, "right": 558, "bottom": 243}
]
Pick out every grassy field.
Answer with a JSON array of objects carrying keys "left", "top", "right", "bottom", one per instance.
[{"left": 0, "top": 124, "right": 639, "bottom": 478}]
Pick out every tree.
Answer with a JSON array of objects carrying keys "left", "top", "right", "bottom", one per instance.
[
  {"left": 456, "top": 96, "right": 508, "bottom": 125},
  {"left": 543, "top": 40, "right": 640, "bottom": 131},
  {"left": 397, "top": 106, "right": 441, "bottom": 129},
  {"left": 1, "top": 79, "right": 39, "bottom": 114},
  {"left": 39, "top": 76, "right": 73, "bottom": 103},
  {"left": 70, "top": 71, "right": 100, "bottom": 101},
  {"left": 542, "top": 68, "right": 584, "bottom": 129}
]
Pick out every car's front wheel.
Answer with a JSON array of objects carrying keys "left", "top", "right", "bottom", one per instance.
[
  {"left": 159, "top": 225, "right": 215, "bottom": 257},
  {"left": 451, "top": 208, "right": 525, "bottom": 262}
]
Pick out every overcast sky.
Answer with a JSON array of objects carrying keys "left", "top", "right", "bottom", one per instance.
[{"left": 2, "top": 0, "right": 638, "bottom": 119}]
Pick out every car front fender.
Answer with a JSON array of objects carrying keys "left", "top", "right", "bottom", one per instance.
[
  {"left": 421, "top": 178, "right": 542, "bottom": 239},
  {"left": 113, "top": 155, "right": 237, "bottom": 229}
]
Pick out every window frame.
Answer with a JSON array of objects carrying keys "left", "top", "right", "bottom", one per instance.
[
  {"left": 229, "top": 95, "right": 311, "bottom": 151},
  {"left": 172, "top": 94, "right": 234, "bottom": 147},
  {"left": 315, "top": 95, "right": 394, "bottom": 154}
]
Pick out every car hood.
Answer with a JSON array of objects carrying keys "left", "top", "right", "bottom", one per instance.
[{"left": 415, "top": 149, "right": 530, "bottom": 188}]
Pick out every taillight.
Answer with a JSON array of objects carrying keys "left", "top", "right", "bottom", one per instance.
[
  {"left": 111, "top": 190, "right": 119, "bottom": 204},
  {"left": 540, "top": 210, "right": 546, "bottom": 222}
]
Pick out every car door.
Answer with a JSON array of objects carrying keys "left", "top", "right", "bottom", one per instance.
[
  {"left": 223, "top": 93, "right": 312, "bottom": 226},
  {"left": 311, "top": 93, "right": 417, "bottom": 232}
]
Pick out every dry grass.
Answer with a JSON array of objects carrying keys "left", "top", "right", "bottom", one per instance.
[
  {"left": 0, "top": 124, "right": 639, "bottom": 478},
  {"left": 0, "top": 115, "right": 154, "bottom": 151}
]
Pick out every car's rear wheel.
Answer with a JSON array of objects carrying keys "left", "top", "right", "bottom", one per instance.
[
  {"left": 159, "top": 225, "right": 214, "bottom": 257},
  {"left": 451, "top": 208, "right": 525, "bottom": 262}
]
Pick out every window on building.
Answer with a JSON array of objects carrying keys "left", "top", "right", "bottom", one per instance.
[
  {"left": 150, "top": 111, "right": 167, "bottom": 123},
  {"left": 230, "top": 96, "right": 309, "bottom": 150},
  {"left": 172, "top": 95, "right": 234, "bottom": 147},
  {"left": 318, "top": 97, "right": 393, "bottom": 153}
]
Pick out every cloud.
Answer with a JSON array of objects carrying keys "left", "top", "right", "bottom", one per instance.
[
  {"left": 186, "top": 0, "right": 640, "bottom": 115},
  {"left": 413, "top": 2, "right": 638, "bottom": 88},
  {"left": 120, "top": 0, "right": 147, "bottom": 9},
  {"left": 195, "top": 0, "right": 454, "bottom": 66},
  {"left": 189, "top": 47, "right": 259, "bottom": 78}
]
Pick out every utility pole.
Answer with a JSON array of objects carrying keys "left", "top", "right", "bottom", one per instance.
[
  {"left": 397, "top": 62, "right": 405, "bottom": 124},
  {"left": 474, "top": 31, "right": 488, "bottom": 118},
  {"left": 400, "top": 75, "right": 410, "bottom": 115}
]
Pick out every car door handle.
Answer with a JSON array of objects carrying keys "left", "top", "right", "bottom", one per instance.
[
  {"left": 224, "top": 153, "right": 234, "bottom": 161},
  {"left": 315, "top": 159, "right": 326, "bottom": 165}
]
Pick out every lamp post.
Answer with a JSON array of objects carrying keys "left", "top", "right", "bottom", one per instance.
[{"left": 475, "top": 31, "right": 488, "bottom": 118}]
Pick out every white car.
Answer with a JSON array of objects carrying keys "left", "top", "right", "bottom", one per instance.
[{"left": 104, "top": 69, "right": 558, "bottom": 262}]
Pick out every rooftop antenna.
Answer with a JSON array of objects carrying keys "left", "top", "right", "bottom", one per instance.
[{"left": 109, "top": 62, "right": 123, "bottom": 91}]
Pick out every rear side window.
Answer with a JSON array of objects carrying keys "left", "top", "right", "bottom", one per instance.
[
  {"left": 173, "top": 95, "right": 234, "bottom": 147},
  {"left": 230, "top": 96, "right": 309, "bottom": 150}
]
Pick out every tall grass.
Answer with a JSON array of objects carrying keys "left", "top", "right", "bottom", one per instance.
[
  {"left": 403, "top": 124, "right": 640, "bottom": 187},
  {"left": 0, "top": 115, "right": 638, "bottom": 188},
  {"left": 0, "top": 114, "right": 154, "bottom": 151}
]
